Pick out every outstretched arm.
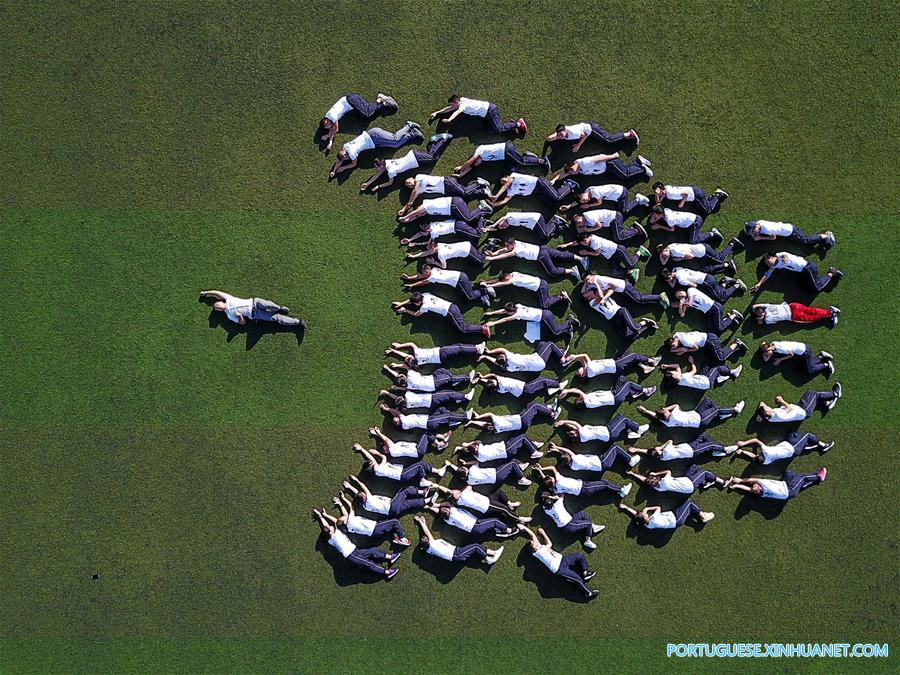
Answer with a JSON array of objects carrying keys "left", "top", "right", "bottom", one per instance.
[{"left": 200, "top": 290, "right": 230, "bottom": 301}]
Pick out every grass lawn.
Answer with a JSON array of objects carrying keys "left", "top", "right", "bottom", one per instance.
[{"left": 1, "top": 1, "right": 898, "bottom": 672}]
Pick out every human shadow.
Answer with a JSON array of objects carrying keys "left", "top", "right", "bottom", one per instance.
[
  {"left": 515, "top": 545, "right": 595, "bottom": 603},
  {"left": 733, "top": 495, "right": 787, "bottom": 521},
  {"left": 313, "top": 537, "right": 384, "bottom": 587},
  {"left": 431, "top": 115, "right": 517, "bottom": 146},
  {"left": 206, "top": 309, "right": 306, "bottom": 350}
]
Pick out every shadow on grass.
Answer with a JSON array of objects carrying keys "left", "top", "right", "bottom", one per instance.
[
  {"left": 733, "top": 495, "right": 787, "bottom": 521},
  {"left": 205, "top": 309, "right": 306, "bottom": 350},
  {"left": 314, "top": 537, "right": 386, "bottom": 587},
  {"left": 515, "top": 545, "right": 595, "bottom": 603}
]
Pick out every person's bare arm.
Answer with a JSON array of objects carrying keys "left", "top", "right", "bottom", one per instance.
[
  {"left": 643, "top": 506, "right": 662, "bottom": 517},
  {"left": 445, "top": 107, "right": 465, "bottom": 123},
  {"left": 200, "top": 290, "right": 230, "bottom": 301},
  {"left": 400, "top": 186, "right": 421, "bottom": 214},
  {"left": 429, "top": 104, "right": 455, "bottom": 122},
  {"left": 572, "top": 132, "right": 589, "bottom": 153},
  {"left": 520, "top": 525, "right": 541, "bottom": 550},
  {"left": 687, "top": 356, "right": 698, "bottom": 375},
  {"left": 537, "top": 527, "right": 553, "bottom": 547},
  {"left": 678, "top": 299, "right": 687, "bottom": 317}
]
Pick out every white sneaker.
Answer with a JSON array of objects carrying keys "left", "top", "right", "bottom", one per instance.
[
  {"left": 434, "top": 465, "right": 447, "bottom": 477},
  {"left": 486, "top": 546, "right": 504, "bottom": 564},
  {"left": 827, "top": 362, "right": 835, "bottom": 376},
  {"left": 820, "top": 350, "right": 833, "bottom": 361},
  {"left": 619, "top": 483, "right": 633, "bottom": 498},
  {"left": 635, "top": 192, "right": 650, "bottom": 206},
  {"left": 466, "top": 409, "right": 475, "bottom": 420},
  {"left": 530, "top": 451, "right": 544, "bottom": 460},
  {"left": 637, "top": 154, "right": 652, "bottom": 168},
  {"left": 638, "top": 424, "right": 650, "bottom": 435},
  {"left": 469, "top": 370, "right": 477, "bottom": 383},
  {"left": 733, "top": 365, "right": 743, "bottom": 378},
  {"left": 724, "top": 444, "right": 738, "bottom": 454},
  {"left": 649, "top": 356, "right": 662, "bottom": 367},
  {"left": 475, "top": 342, "right": 486, "bottom": 355},
  {"left": 629, "top": 454, "right": 641, "bottom": 467},
  {"left": 583, "top": 538, "right": 597, "bottom": 550},
  {"left": 734, "top": 400, "right": 745, "bottom": 414},
  {"left": 644, "top": 167, "right": 653, "bottom": 178},
  {"left": 591, "top": 524, "right": 606, "bottom": 535},
  {"left": 517, "top": 478, "right": 532, "bottom": 487},
  {"left": 465, "top": 389, "right": 475, "bottom": 401},
  {"left": 534, "top": 441, "right": 545, "bottom": 449}
]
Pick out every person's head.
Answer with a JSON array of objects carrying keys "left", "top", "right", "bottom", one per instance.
[
  {"left": 540, "top": 494, "right": 557, "bottom": 508},
  {"left": 751, "top": 483, "right": 763, "bottom": 497},
  {"left": 373, "top": 158, "right": 385, "bottom": 169},
  {"left": 650, "top": 205, "right": 664, "bottom": 218},
  {"left": 572, "top": 214, "right": 584, "bottom": 226},
  {"left": 482, "top": 377, "right": 498, "bottom": 391},
  {"left": 504, "top": 236, "right": 516, "bottom": 247},
  {"left": 421, "top": 263, "right": 433, "bottom": 276},
  {"left": 541, "top": 474, "right": 556, "bottom": 489},
  {"left": 578, "top": 232, "right": 591, "bottom": 243},
  {"left": 337, "top": 149, "right": 349, "bottom": 161},
  {"left": 500, "top": 174, "right": 510, "bottom": 183},
  {"left": 403, "top": 355, "right": 415, "bottom": 368},
  {"left": 661, "top": 268, "right": 672, "bottom": 280},
  {"left": 409, "top": 292, "right": 424, "bottom": 306},
  {"left": 455, "top": 465, "right": 469, "bottom": 479},
  {"left": 650, "top": 447, "right": 664, "bottom": 459},
  {"left": 353, "top": 492, "right": 366, "bottom": 507},
  {"left": 760, "top": 342, "right": 774, "bottom": 360},
  {"left": 665, "top": 336, "right": 679, "bottom": 350},
  {"left": 213, "top": 301, "right": 226, "bottom": 312},
  {"left": 646, "top": 474, "right": 662, "bottom": 488},
  {"left": 565, "top": 427, "right": 578, "bottom": 440},
  {"left": 500, "top": 272, "right": 512, "bottom": 282},
  {"left": 652, "top": 181, "right": 664, "bottom": 194},
  {"left": 564, "top": 162, "right": 577, "bottom": 173},
  {"left": 753, "top": 306, "right": 766, "bottom": 320},
  {"left": 404, "top": 176, "right": 416, "bottom": 189},
  {"left": 504, "top": 302, "right": 516, "bottom": 313},
  {"left": 320, "top": 118, "right": 334, "bottom": 131},
  {"left": 764, "top": 254, "right": 777, "bottom": 267},
  {"left": 656, "top": 406, "right": 672, "bottom": 420},
  {"left": 438, "top": 502, "right": 452, "bottom": 517},
  {"left": 674, "top": 290, "right": 687, "bottom": 302},
  {"left": 554, "top": 123, "right": 565, "bottom": 134},
  {"left": 634, "top": 511, "right": 651, "bottom": 526},
  {"left": 447, "top": 94, "right": 461, "bottom": 105},
  {"left": 432, "top": 436, "right": 449, "bottom": 452},
  {"left": 396, "top": 374, "right": 408, "bottom": 387},
  {"left": 497, "top": 354, "right": 509, "bottom": 367},
  {"left": 578, "top": 192, "right": 590, "bottom": 204}
]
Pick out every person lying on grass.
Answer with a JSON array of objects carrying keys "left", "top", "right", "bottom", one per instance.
[
  {"left": 412, "top": 515, "right": 504, "bottom": 566},
  {"left": 200, "top": 290, "right": 306, "bottom": 329},
  {"left": 519, "top": 526, "right": 599, "bottom": 599},
  {"left": 312, "top": 508, "right": 400, "bottom": 580}
]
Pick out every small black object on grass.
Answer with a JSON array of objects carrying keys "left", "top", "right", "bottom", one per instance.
[{"left": 91, "top": 573, "right": 100, "bottom": 580}]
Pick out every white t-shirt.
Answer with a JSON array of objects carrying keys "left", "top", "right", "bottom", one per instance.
[
  {"left": 494, "top": 375, "right": 526, "bottom": 397},
  {"left": 508, "top": 173, "right": 538, "bottom": 196},
  {"left": 476, "top": 440, "right": 510, "bottom": 462},
  {"left": 423, "top": 197, "right": 453, "bottom": 215},
  {"left": 374, "top": 462, "right": 404, "bottom": 481},
  {"left": 427, "top": 538, "right": 457, "bottom": 560},
  {"left": 562, "top": 122, "right": 592, "bottom": 139},
  {"left": 513, "top": 304, "right": 543, "bottom": 322},
  {"left": 660, "top": 443, "right": 695, "bottom": 461},
  {"left": 343, "top": 131, "right": 374, "bottom": 160},
  {"left": 428, "top": 220, "right": 457, "bottom": 238},
  {"left": 507, "top": 271, "right": 542, "bottom": 291},
  {"left": 505, "top": 351, "right": 546, "bottom": 372},
  {"left": 385, "top": 151, "right": 419, "bottom": 178},
  {"left": 760, "top": 441, "right": 796, "bottom": 464},
  {"left": 420, "top": 293, "right": 452, "bottom": 317},
  {"left": 589, "top": 297, "right": 621, "bottom": 320},
  {"left": 346, "top": 514, "right": 377, "bottom": 536},
  {"left": 656, "top": 475, "right": 695, "bottom": 494},
  {"left": 586, "top": 235, "right": 618, "bottom": 258},
  {"left": 588, "top": 274, "right": 626, "bottom": 293},
  {"left": 667, "top": 243, "right": 706, "bottom": 260},
  {"left": 505, "top": 212, "right": 542, "bottom": 229},
  {"left": 466, "top": 466, "right": 497, "bottom": 485},
  {"left": 413, "top": 346, "right": 441, "bottom": 365},
  {"left": 577, "top": 155, "right": 608, "bottom": 174},
  {"left": 578, "top": 425, "right": 611, "bottom": 442},
  {"left": 457, "top": 488, "right": 490, "bottom": 513},
  {"left": 583, "top": 209, "right": 618, "bottom": 229},
  {"left": 673, "top": 267, "right": 707, "bottom": 286},
  {"left": 403, "top": 391, "right": 432, "bottom": 409},
  {"left": 769, "top": 404, "right": 807, "bottom": 423},
  {"left": 445, "top": 507, "right": 478, "bottom": 532},
  {"left": 406, "top": 370, "right": 436, "bottom": 392},
  {"left": 756, "top": 220, "right": 794, "bottom": 237},
  {"left": 585, "top": 358, "right": 616, "bottom": 377},
  {"left": 663, "top": 409, "right": 703, "bottom": 428},
  {"left": 674, "top": 331, "right": 708, "bottom": 348},
  {"left": 364, "top": 494, "right": 391, "bottom": 515},
  {"left": 475, "top": 142, "right": 506, "bottom": 161},
  {"left": 491, "top": 414, "right": 522, "bottom": 432},
  {"left": 646, "top": 511, "right": 678, "bottom": 529},
  {"left": 224, "top": 295, "right": 253, "bottom": 323},
  {"left": 758, "top": 479, "right": 790, "bottom": 500},
  {"left": 387, "top": 440, "right": 421, "bottom": 458},
  {"left": 676, "top": 372, "right": 711, "bottom": 390},
  {"left": 415, "top": 174, "right": 445, "bottom": 193},
  {"left": 437, "top": 242, "right": 472, "bottom": 264},
  {"left": 772, "top": 341, "right": 807, "bottom": 356},
  {"left": 544, "top": 499, "right": 574, "bottom": 526},
  {"left": 459, "top": 97, "right": 490, "bottom": 117},
  {"left": 663, "top": 208, "right": 698, "bottom": 228},
  {"left": 325, "top": 96, "right": 352, "bottom": 123},
  {"left": 664, "top": 185, "right": 696, "bottom": 201},
  {"left": 569, "top": 453, "right": 604, "bottom": 472},
  {"left": 428, "top": 268, "right": 462, "bottom": 287},
  {"left": 762, "top": 302, "right": 792, "bottom": 324},
  {"left": 686, "top": 287, "right": 715, "bottom": 313},
  {"left": 553, "top": 474, "right": 583, "bottom": 495},
  {"left": 533, "top": 545, "right": 563, "bottom": 572},
  {"left": 327, "top": 529, "right": 357, "bottom": 557},
  {"left": 586, "top": 184, "right": 626, "bottom": 201},
  {"left": 582, "top": 390, "right": 615, "bottom": 408},
  {"left": 512, "top": 241, "right": 540, "bottom": 261},
  {"left": 774, "top": 252, "right": 808, "bottom": 272},
  {"left": 399, "top": 413, "right": 429, "bottom": 430}
]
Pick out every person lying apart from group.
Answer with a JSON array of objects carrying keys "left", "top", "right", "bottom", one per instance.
[
  {"left": 562, "top": 351, "right": 660, "bottom": 378},
  {"left": 438, "top": 459, "right": 533, "bottom": 488},
  {"left": 482, "top": 212, "right": 568, "bottom": 243},
  {"left": 472, "top": 373, "right": 566, "bottom": 400},
  {"left": 332, "top": 492, "right": 410, "bottom": 546},
  {"left": 519, "top": 526, "right": 600, "bottom": 600},
  {"left": 637, "top": 398, "right": 746, "bottom": 430},
  {"left": 313, "top": 508, "right": 400, "bottom": 580},
  {"left": 378, "top": 386, "right": 473, "bottom": 412},
  {"left": 366, "top": 426, "right": 450, "bottom": 460},
  {"left": 478, "top": 271, "right": 571, "bottom": 310},
  {"left": 429, "top": 94, "right": 527, "bottom": 136},
  {"left": 557, "top": 376, "right": 655, "bottom": 409},
  {"left": 584, "top": 272, "right": 668, "bottom": 309},
  {"left": 569, "top": 209, "right": 647, "bottom": 243},
  {"left": 412, "top": 516, "right": 505, "bottom": 566},
  {"left": 552, "top": 152, "right": 653, "bottom": 182},
  {"left": 559, "top": 184, "right": 651, "bottom": 219},
  {"left": 537, "top": 492, "right": 606, "bottom": 550},
  {"left": 478, "top": 341, "right": 566, "bottom": 373},
  {"left": 554, "top": 416, "right": 649, "bottom": 445},
  {"left": 657, "top": 239, "right": 743, "bottom": 270},
  {"left": 426, "top": 482, "right": 527, "bottom": 520},
  {"left": 751, "top": 301, "right": 840, "bottom": 328},
  {"left": 464, "top": 401, "right": 559, "bottom": 433},
  {"left": 651, "top": 182, "right": 728, "bottom": 216},
  {"left": 581, "top": 287, "right": 659, "bottom": 343},
  {"left": 392, "top": 292, "right": 489, "bottom": 337},
  {"left": 726, "top": 432, "right": 834, "bottom": 465},
  {"left": 754, "top": 384, "right": 842, "bottom": 423},
  {"left": 543, "top": 122, "right": 639, "bottom": 154},
  {"left": 759, "top": 340, "right": 835, "bottom": 376},
  {"left": 401, "top": 264, "right": 490, "bottom": 306},
  {"left": 744, "top": 219, "right": 835, "bottom": 248},
  {"left": 626, "top": 465, "right": 727, "bottom": 494},
  {"left": 672, "top": 287, "right": 744, "bottom": 333},
  {"left": 384, "top": 341, "right": 483, "bottom": 368},
  {"left": 405, "top": 240, "right": 485, "bottom": 269},
  {"left": 360, "top": 133, "right": 455, "bottom": 193},
  {"left": 341, "top": 475, "right": 430, "bottom": 517},
  {"left": 453, "top": 435, "right": 546, "bottom": 463},
  {"left": 483, "top": 238, "right": 586, "bottom": 281},
  {"left": 647, "top": 206, "right": 722, "bottom": 244},
  {"left": 379, "top": 404, "right": 470, "bottom": 431},
  {"left": 545, "top": 442, "right": 642, "bottom": 472},
  {"left": 618, "top": 500, "right": 714, "bottom": 528},
  {"left": 318, "top": 92, "right": 399, "bottom": 154},
  {"left": 486, "top": 172, "right": 578, "bottom": 210},
  {"left": 422, "top": 501, "right": 526, "bottom": 538},
  {"left": 382, "top": 361, "right": 473, "bottom": 392},
  {"left": 726, "top": 469, "right": 827, "bottom": 500},
  {"left": 659, "top": 355, "right": 742, "bottom": 390},
  {"left": 661, "top": 266, "right": 746, "bottom": 302},
  {"left": 629, "top": 434, "right": 731, "bottom": 461},
  {"left": 393, "top": 171, "right": 490, "bottom": 214},
  {"left": 751, "top": 252, "right": 843, "bottom": 293},
  {"left": 481, "top": 302, "right": 581, "bottom": 340},
  {"left": 329, "top": 121, "right": 424, "bottom": 179},
  {"left": 200, "top": 290, "right": 306, "bottom": 329},
  {"left": 533, "top": 464, "right": 633, "bottom": 499},
  {"left": 665, "top": 330, "right": 748, "bottom": 362},
  {"left": 397, "top": 195, "right": 491, "bottom": 227},
  {"left": 559, "top": 234, "right": 650, "bottom": 278},
  {"left": 452, "top": 141, "right": 549, "bottom": 177}
]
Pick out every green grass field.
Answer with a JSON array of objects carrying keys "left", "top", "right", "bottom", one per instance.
[{"left": 1, "top": 1, "right": 898, "bottom": 672}]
